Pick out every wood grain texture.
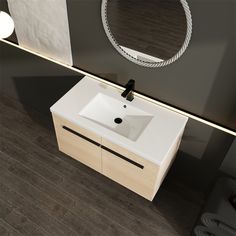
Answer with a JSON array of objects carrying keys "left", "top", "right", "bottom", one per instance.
[
  {"left": 53, "top": 116, "right": 181, "bottom": 201},
  {"left": 0, "top": 95, "right": 202, "bottom": 236},
  {"left": 0, "top": 218, "right": 23, "bottom": 236},
  {"left": 107, "top": 0, "right": 187, "bottom": 60},
  {"left": 102, "top": 148, "right": 154, "bottom": 200},
  {"left": 53, "top": 115, "right": 102, "bottom": 173},
  {"left": 102, "top": 138, "right": 159, "bottom": 200}
]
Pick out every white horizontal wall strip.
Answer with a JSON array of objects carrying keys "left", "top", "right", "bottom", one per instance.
[
  {"left": 7, "top": 0, "right": 73, "bottom": 65},
  {"left": 1, "top": 39, "right": 235, "bottom": 137}
]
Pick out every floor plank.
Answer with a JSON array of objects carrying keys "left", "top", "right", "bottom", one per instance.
[
  {"left": 0, "top": 198, "right": 46, "bottom": 236},
  {"left": 0, "top": 181, "right": 77, "bottom": 236},
  {"left": 0, "top": 154, "right": 134, "bottom": 236},
  {"left": 0, "top": 218, "right": 23, "bottom": 236}
]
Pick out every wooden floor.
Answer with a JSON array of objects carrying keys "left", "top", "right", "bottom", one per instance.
[{"left": 0, "top": 95, "right": 202, "bottom": 236}]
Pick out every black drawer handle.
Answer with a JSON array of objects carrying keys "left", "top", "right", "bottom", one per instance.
[
  {"left": 62, "top": 126, "right": 101, "bottom": 147},
  {"left": 62, "top": 126, "right": 144, "bottom": 169},
  {"left": 101, "top": 145, "right": 144, "bottom": 169}
]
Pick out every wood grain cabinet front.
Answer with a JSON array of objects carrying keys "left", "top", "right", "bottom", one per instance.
[
  {"left": 101, "top": 139, "right": 159, "bottom": 201},
  {"left": 52, "top": 115, "right": 102, "bottom": 173},
  {"left": 52, "top": 114, "right": 181, "bottom": 201}
]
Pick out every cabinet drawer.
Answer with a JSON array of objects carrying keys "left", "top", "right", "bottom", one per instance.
[
  {"left": 52, "top": 115, "right": 102, "bottom": 172},
  {"left": 101, "top": 140, "right": 159, "bottom": 200},
  {"left": 53, "top": 115, "right": 101, "bottom": 143}
]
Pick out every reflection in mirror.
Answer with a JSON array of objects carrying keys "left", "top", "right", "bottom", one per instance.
[{"left": 101, "top": 0, "right": 192, "bottom": 67}]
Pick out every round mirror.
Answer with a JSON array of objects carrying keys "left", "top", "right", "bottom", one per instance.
[{"left": 101, "top": 0, "right": 192, "bottom": 67}]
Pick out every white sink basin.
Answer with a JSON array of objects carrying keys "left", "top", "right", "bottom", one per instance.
[
  {"left": 50, "top": 76, "right": 188, "bottom": 164},
  {"left": 79, "top": 93, "right": 154, "bottom": 141}
]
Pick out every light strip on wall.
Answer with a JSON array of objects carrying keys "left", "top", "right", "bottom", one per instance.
[{"left": 1, "top": 38, "right": 236, "bottom": 137}]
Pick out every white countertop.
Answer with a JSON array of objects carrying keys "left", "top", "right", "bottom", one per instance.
[{"left": 50, "top": 76, "right": 188, "bottom": 165}]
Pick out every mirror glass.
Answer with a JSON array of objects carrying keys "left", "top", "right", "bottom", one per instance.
[{"left": 101, "top": 0, "right": 192, "bottom": 67}]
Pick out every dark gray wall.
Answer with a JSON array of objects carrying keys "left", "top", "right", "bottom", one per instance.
[
  {"left": 67, "top": 0, "right": 236, "bottom": 131},
  {"left": 0, "top": 42, "right": 82, "bottom": 115},
  {"left": 221, "top": 139, "right": 236, "bottom": 178}
]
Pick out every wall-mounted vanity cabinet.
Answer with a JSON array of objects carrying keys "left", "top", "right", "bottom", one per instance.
[
  {"left": 51, "top": 76, "right": 188, "bottom": 201},
  {"left": 53, "top": 115, "right": 102, "bottom": 173}
]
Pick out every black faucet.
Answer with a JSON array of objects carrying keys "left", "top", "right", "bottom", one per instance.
[{"left": 121, "top": 79, "right": 135, "bottom": 101}]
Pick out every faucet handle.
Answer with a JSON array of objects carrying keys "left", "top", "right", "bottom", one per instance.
[
  {"left": 121, "top": 79, "right": 135, "bottom": 101},
  {"left": 126, "top": 79, "right": 135, "bottom": 88}
]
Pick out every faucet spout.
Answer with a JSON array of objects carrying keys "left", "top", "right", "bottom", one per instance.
[{"left": 121, "top": 79, "right": 135, "bottom": 101}]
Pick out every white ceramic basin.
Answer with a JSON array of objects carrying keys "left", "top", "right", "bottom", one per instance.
[
  {"left": 50, "top": 76, "right": 188, "bottom": 164},
  {"left": 79, "top": 93, "right": 154, "bottom": 141}
]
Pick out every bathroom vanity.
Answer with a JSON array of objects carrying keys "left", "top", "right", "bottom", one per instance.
[{"left": 50, "top": 76, "right": 188, "bottom": 200}]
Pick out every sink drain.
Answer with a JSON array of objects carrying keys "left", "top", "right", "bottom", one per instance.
[{"left": 114, "top": 118, "right": 122, "bottom": 124}]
